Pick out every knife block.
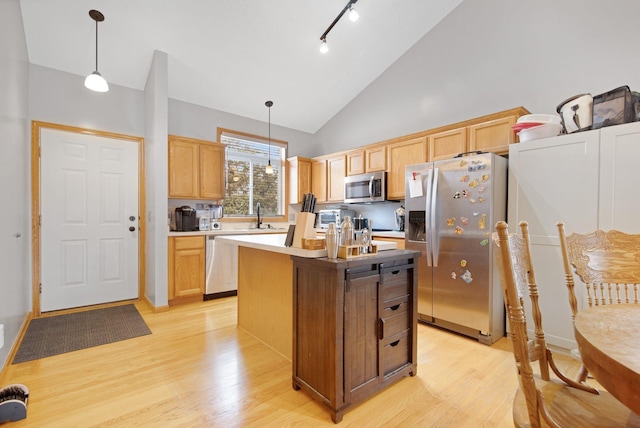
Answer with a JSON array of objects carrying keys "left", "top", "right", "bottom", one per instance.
[{"left": 292, "top": 212, "right": 317, "bottom": 249}]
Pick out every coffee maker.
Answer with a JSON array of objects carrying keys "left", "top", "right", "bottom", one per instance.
[{"left": 175, "top": 206, "right": 197, "bottom": 231}]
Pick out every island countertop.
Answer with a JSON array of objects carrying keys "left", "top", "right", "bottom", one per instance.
[{"left": 215, "top": 233, "right": 397, "bottom": 258}]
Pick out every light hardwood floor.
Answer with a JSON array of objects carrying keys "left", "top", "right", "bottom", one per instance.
[{"left": 2, "top": 297, "right": 585, "bottom": 427}]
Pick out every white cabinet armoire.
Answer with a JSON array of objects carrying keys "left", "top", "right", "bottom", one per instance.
[{"left": 508, "top": 121, "right": 640, "bottom": 350}]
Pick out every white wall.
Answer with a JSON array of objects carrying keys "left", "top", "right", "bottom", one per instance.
[
  {"left": 144, "top": 51, "right": 169, "bottom": 307},
  {"left": 0, "top": 0, "right": 30, "bottom": 370},
  {"left": 29, "top": 65, "right": 145, "bottom": 137},
  {"left": 168, "top": 99, "right": 316, "bottom": 157},
  {"left": 315, "top": 0, "right": 640, "bottom": 155}
]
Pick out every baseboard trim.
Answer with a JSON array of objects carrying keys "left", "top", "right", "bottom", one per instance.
[
  {"left": 142, "top": 295, "right": 169, "bottom": 313},
  {"left": 0, "top": 311, "right": 32, "bottom": 385},
  {"left": 203, "top": 290, "right": 237, "bottom": 301}
]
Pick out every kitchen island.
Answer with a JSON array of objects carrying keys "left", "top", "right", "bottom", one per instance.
[
  {"left": 216, "top": 233, "right": 419, "bottom": 422},
  {"left": 214, "top": 234, "right": 400, "bottom": 360}
]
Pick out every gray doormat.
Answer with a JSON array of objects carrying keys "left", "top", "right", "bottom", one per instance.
[{"left": 13, "top": 304, "right": 151, "bottom": 364}]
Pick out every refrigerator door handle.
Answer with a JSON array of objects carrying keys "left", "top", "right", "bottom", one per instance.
[
  {"left": 431, "top": 167, "right": 439, "bottom": 267},
  {"left": 425, "top": 169, "right": 434, "bottom": 266}
]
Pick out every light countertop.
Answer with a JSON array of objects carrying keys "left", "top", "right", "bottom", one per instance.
[
  {"left": 215, "top": 233, "right": 397, "bottom": 258},
  {"left": 168, "top": 228, "right": 287, "bottom": 237},
  {"left": 169, "top": 226, "right": 405, "bottom": 239}
]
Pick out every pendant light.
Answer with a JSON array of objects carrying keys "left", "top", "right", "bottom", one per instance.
[
  {"left": 265, "top": 101, "right": 274, "bottom": 174},
  {"left": 85, "top": 10, "right": 109, "bottom": 93}
]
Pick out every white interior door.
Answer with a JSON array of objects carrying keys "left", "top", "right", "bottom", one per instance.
[{"left": 40, "top": 128, "right": 139, "bottom": 312}]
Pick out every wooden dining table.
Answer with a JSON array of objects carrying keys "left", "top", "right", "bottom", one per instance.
[{"left": 574, "top": 303, "right": 640, "bottom": 416}]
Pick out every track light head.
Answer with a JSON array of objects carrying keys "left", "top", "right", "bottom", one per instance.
[
  {"left": 319, "top": 38, "right": 329, "bottom": 54},
  {"left": 349, "top": 5, "right": 359, "bottom": 22}
]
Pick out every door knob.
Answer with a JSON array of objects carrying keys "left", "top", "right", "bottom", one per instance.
[{"left": 129, "top": 226, "right": 136, "bottom": 232}]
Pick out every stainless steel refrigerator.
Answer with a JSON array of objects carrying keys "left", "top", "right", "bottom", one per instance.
[{"left": 405, "top": 152, "right": 506, "bottom": 344}]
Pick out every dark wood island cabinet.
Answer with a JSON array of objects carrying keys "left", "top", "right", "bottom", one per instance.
[{"left": 291, "top": 249, "right": 420, "bottom": 423}]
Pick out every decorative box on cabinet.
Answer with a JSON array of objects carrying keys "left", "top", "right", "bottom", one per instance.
[
  {"left": 292, "top": 250, "right": 419, "bottom": 423},
  {"left": 168, "top": 135, "right": 225, "bottom": 200},
  {"left": 168, "top": 236, "right": 205, "bottom": 304}
]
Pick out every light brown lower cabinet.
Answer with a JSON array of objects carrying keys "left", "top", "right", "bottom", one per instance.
[
  {"left": 168, "top": 236, "right": 205, "bottom": 304},
  {"left": 292, "top": 250, "right": 419, "bottom": 423}
]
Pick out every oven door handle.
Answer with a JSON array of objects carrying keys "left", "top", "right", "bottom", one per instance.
[{"left": 369, "top": 176, "right": 374, "bottom": 200}]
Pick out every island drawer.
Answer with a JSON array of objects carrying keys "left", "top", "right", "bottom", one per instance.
[
  {"left": 381, "top": 333, "right": 411, "bottom": 377},
  {"left": 381, "top": 269, "right": 410, "bottom": 302},
  {"left": 380, "top": 298, "right": 410, "bottom": 340}
]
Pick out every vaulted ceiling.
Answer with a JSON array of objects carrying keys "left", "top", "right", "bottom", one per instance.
[{"left": 19, "top": 0, "right": 462, "bottom": 133}]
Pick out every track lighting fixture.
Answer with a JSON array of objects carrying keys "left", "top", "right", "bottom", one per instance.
[
  {"left": 319, "top": 0, "right": 359, "bottom": 54},
  {"left": 85, "top": 10, "right": 109, "bottom": 92},
  {"left": 265, "top": 101, "right": 274, "bottom": 174}
]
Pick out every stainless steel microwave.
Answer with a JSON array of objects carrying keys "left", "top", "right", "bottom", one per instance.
[{"left": 344, "top": 172, "right": 386, "bottom": 204}]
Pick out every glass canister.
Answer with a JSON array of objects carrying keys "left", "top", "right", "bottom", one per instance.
[
  {"left": 340, "top": 215, "right": 354, "bottom": 246},
  {"left": 326, "top": 223, "right": 338, "bottom": 259}
]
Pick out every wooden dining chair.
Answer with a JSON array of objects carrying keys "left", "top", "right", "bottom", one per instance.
[
  {"left": 494, "top": 221, "right": 640, "bottom": 427},
  {"left": 557, "top": 222, "right": 640, "bottom": 382}
]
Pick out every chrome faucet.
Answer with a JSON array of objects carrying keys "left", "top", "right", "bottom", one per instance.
[{"left": 256, "top": 202, "right": 262, "bottom": 229}]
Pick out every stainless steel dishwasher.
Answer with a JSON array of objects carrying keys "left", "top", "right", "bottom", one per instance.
[{"left": 204, "top": 235, "right": 238, "bottom": 300}]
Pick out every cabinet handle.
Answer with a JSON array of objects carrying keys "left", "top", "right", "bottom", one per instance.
[
  {"left": 390, "top": 304, "right": 401, "bottom": 311},
  {"left": 389, "top": 340, "right": 400, "bottom": 347},
  {"left": 379, "top": 318, "right": 385, "bottom": 340},
  {"left": 391, "top": 270, "right": 400, "bottom": 275}
]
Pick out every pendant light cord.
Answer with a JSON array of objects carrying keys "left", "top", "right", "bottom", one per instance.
[{"left": 95, "top": 18, "right": 99, "bottom": 71}]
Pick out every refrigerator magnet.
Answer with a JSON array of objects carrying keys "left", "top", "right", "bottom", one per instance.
[
  {"left": 461, "top": 270, "right": 473, "bottom": 283},
  {"left": 478, "top": 213, "right": 487, "bottom": 230}
]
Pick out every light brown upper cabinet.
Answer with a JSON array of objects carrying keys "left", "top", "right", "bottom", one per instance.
[
  {"left": 287, "top": 156, "right": 312, "bottom": 204},
  {"left": 468, "top": 116, "right": 518, "bottom": 155},
  {"left": 168, "top": 135, "right": 225, "bottom": 200},
  {"left": 346, "top": 149, "right": 365, "bottom": 176},
  {"left": 365, "top": 146, "right": 387, "bottom": 172},
  {"left": 347, "top": 146, "right": 387, "bottom": 176},
  {"left": 311, "top": 158, "right": 327, "bottom": 203},
  {"left": 387, "top": 136, "right": 428, "bottom": 200},
  {"left": 327, "top": 155, "right": 346, "bottom": 202},
  {"left": 429, "top": 127, "right": 467, "bottom": 161}
]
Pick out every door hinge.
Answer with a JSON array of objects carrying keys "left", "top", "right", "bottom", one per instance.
[{"left": 39, "top": 283, "right": 42, "bottom": 294}]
